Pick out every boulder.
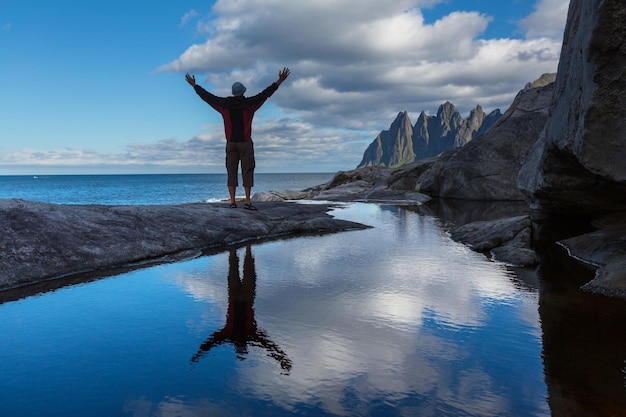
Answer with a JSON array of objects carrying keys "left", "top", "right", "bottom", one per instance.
[
  {"left": 449, "top": 215, "right": 538, "bottom": 266},
  {"left": 418, "top": 77, "right": 554, "bottom": 200},
  {"left": 518, "top": 0, "right": 626, "bottom": 214}
]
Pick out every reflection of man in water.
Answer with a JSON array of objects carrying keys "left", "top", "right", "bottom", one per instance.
[{"left": 191, "top": 245, "right": 292, "bottom": 373}]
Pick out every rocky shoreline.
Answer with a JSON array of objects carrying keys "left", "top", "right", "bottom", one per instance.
[
  {"left": 252, "top": 168, "right": 626, "bottom": 299},
  {"left": 0, "top": 199, "right": 368, "bottom": 292}
]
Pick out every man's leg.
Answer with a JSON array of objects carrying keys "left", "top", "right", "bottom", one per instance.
[
  {"left": 226, "top": 142, "right": 240, "bottom": 206},
  {"left": 240, "top": 141, "right": 255, "bottom": 206},
  {"left": 229, "top": 186, "right": 237, "bottom": 205}
]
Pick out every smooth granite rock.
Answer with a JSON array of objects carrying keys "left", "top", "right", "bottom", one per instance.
[
  {"left": 518, "top": 0, "right": 626, "bottom": 214},
  {"left": 0, "top": 199, "right": 367, "bottom": 291},
  {"left": 449, "top": 215, "right": 538, "bottom": 266},
  {"left": 418, "top": 78, "right": 554, "bottom": 200},
  {"left": 253, "top": 166, "right": 432, "bottom": 205},
  {"left": 251, "top": 189, "right": 314, "bottom": 202}
]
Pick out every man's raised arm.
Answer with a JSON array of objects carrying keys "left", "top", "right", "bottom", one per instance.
[{"left": 275, "top": 67, "right": 290, "bottom": 86}]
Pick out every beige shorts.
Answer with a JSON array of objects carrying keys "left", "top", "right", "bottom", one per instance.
[{"left": 226, "top": 140, "right": 255, "bottom": 187}]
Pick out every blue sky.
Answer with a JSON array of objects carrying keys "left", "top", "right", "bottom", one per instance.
[{"left": 0, "top": 0, "right": 570, "bottom": 175}]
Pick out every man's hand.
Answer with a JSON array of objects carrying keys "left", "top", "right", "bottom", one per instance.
[
  {"left": 276, "top": 67, "right": 290, "bottom": 86},
  {"left": 185, "top": 73, "right": 196, "bottom": 87}
]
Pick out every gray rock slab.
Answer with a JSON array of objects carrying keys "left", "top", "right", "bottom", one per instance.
[
  {"left": 252, "top": 166, "right": 432, "bottom": 205},
  {"left": 450, "top": 215, "right": 538, "bottom": 266},
  {"left": 490, "top": 226, "right": 539, "bottom": 267},
  {"left": 0, "top": 199, "right": 368, "bottom": 291},
  {"left": 251, "top": 190, "right": 314, "bottom": 201}
]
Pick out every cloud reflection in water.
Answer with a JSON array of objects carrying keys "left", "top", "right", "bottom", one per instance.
[{"left": 168, "top": 203, "right": 546, "bottom": 416}]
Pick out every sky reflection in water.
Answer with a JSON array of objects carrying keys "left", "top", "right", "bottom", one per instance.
[{"left": 0, "top": 203, "right": 548, "bottom": 417}]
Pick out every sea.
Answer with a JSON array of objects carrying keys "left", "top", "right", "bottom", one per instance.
[
  {"left": 1, "top": 173, "right": 625, "bottom": 417},
  {"left": 0, "top": 173, "right": 334, "bottom": 205}
]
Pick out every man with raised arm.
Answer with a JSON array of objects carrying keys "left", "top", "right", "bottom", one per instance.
[{"left": 185, "top": 68, "right": 290, "bottom": 210}]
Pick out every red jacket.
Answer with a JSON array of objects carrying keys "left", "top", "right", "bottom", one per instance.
[{"left": 194, "top": 83, "right": 279, "bottom": 142}]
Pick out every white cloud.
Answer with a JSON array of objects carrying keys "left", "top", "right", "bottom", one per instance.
[
  {"left": 520, "top": 0, "right": 571, "bottom": 39},
  {"left": 179, "top": 9, "right": 199, "bottom": 28},
  {"left": 0, "top": 119, "right": 365, "bottom": 173},
  {"left": 157, "top": 1, "right": 568, "bottom": 157}
]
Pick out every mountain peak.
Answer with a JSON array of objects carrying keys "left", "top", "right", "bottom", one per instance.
[
  {"left": 437, "top": 101, "right": 457, "bottom": 116},
  {"left": 357, "top": 101, "right": 501, "bottom": 168}
]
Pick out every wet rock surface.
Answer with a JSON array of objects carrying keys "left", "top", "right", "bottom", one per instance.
[{"left": 450, "top": 215, "right": 538, "bottom": 267}]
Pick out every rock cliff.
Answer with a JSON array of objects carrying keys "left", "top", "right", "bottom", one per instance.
[{"left": 517, "top": 0, "right": 626, "bottom": 214}]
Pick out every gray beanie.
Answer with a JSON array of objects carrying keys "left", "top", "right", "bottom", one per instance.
[{"left": 232, "top": 82, "right": 246, "bottom": 96}]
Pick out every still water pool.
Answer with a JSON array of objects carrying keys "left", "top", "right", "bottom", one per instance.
[{"left": 1, "top": 203, "right": 624, "bottom": 416}]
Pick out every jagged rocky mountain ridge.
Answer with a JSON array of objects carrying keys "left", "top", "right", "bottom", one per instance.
[{"left": 358, "top": 102, "right": 502, "bottom": 168}]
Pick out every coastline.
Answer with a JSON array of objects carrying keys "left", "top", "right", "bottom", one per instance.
[{"left": 0, "top": 199, "right": 368, "bottom": 293}]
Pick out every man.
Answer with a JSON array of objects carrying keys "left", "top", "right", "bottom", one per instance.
[{"left": 185, "top": 68, "right": 290, "bottom": 210}]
